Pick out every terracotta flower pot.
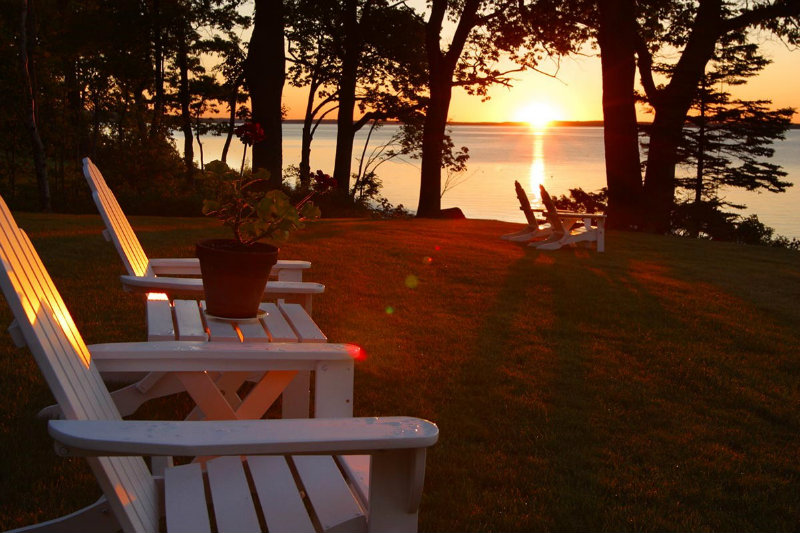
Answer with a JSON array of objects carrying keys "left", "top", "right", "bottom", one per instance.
[{"left": 196, "top": 238, "right": 279, "bottom": 319}]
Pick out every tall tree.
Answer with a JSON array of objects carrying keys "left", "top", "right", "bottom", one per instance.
[
  {"left": 150, "top": 0, "right": 166, "bottom": 138},
  {"left": 209, "top": 31, "right": 250, "bottom": 165},
  {"left": 19, "top": 0, "right": 50, "bottom": 211},
  {"left": 331, "top": 0, "right": 365, "bottom": 195},
  {"left": 175, "top": 15, "right": 195, "bottom": 182},
  {"left": 599, "top": 0, "right": 800, "bottom": 233},
  {"left": 285, "top": 0, "right": 341, "bottom": 187},
  {"left": 286, "top": 0, "right": 425, "bottom": 194},
  {"left": 418, "top": 0, "right": 581, "bottom": 217},
  {"left": 662, "top": 44, "right": 794, "bottom": 237},
  {"left": 245, "top": 0, "right": 286, "bottom": 188},
  {"left": 596, "top": 0, "right": 643, "bottom": 230}
]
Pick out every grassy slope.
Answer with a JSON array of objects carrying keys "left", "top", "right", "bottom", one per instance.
[{"left": 0, "top": 213, "right": 798, "bottom": 532}]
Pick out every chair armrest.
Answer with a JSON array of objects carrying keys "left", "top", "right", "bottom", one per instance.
[
  {"left": 89, "top": 341, "right": 360, "bottom": 373},
  {"left": 148, "top": 257, "right": 202, "bottom": 275},
  {"left": 120, "top": 275, "right": 325, "bottom": 298},
  {"left": 49, "top": 417, "right": 439, "bottom": 457},
  {"left": 554, "top": 212, "right": 607, "bottom": 219},
  {"left": 149, "top": 258, "right": 311, "bottom": 279}
]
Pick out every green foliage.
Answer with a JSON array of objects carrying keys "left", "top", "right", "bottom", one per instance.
[
  {"left": 0, "top": 0, "right": 250, "bottom": 212},
  {"left": 201, "top": 160, "right": 322, "bottom": 245},
  {"left": 552, "top": 187, "right": 608, "bottom": 213},
  {"left": 671, "top": 203, "right": 799, "bottom": 250},
  {"left": 734, "top": 215, "right": 800, "bottom": 250},
  {"left": 639, "top": 35, "right": 796, "bottom": 238},
  {"left": 675, "top": 47, "right": 795, "bottom": 203}
]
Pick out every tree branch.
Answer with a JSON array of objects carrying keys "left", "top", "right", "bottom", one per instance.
[
  {"left": 633, "top": 29, "right": 661, "bottom": 105},
  {"left": 722, "top": 0, "right": 800, "bottom": 33}
]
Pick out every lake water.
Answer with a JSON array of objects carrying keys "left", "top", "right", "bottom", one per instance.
[{"left": 187, "top": 123, "right": 800, "bottom": 239}]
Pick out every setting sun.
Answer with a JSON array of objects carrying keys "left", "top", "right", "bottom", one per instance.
[{"left": 514, "top": 101, "right": 561, "bottom": 128}]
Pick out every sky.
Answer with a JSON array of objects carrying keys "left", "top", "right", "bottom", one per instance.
[{"left": 280, "top": 38, "right": 800, "bottom": 124}]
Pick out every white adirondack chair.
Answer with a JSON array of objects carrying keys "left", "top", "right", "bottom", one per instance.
[
  {"left": 530, "top": 184, "right": 607, "bottom": 252},
  {"left": 501, "top": 180, "right": 553, "bottom": 242},
  {"left": 0, "top": 195, "right": 438, "bottom": 533},
  {"left": 82, "top": 158, "right": 323, "bottom": 313}
]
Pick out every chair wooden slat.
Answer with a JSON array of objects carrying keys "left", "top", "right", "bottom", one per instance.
[
  {"left": 206, "top": 456, "right": 262, "bottom": 533},
  {"left": 237, "top": 317, "right": 270, "bottom": 343},
  {"left": 174, "top": 299, "right": 207, "bottom": 340},
  {"left": 260, "top": 302, "right": 298, "bottom": 342},
  {"left": 338, "top": 455, "right": 370, "bottom": 509},
  {"left": 164, "top": 462, "right": 212, "bottom": 533},
  {"left": 247, "top": 455, "right": 316, "bottom": 533},
  {"left": 279, "top": 302, "right": 327, "bottom": 343},
  {"left": 92, "top": 181, "right": 149, "bottom": 276},
  {"left": 84, "top": 159, "right": 151, "bottom": 277},
  {"left": 293, "top": 455, "right": 367, "bottom": 533},
  {"left": 146, "top": 298, "right": 175, "bottom": 341},
  {"left": 199, "top": 301, "right": 241, "bottom": 342}
]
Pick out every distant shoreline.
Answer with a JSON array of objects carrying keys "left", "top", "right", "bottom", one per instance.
[{"left": 200, "top": 118, "right": 800, "bottom": 128}]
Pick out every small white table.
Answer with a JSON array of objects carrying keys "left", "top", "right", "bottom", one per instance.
[
  {"left": 145, "top": 297, "right": 327, "bottom": 419},
  {"left": 147, "top": 298, "right": 326, "bottom": 343}
]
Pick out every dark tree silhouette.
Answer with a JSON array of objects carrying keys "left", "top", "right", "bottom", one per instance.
[
  {"left": 18, "top": 0, "right": 50, "bottom": 211},
  {"left": 657, "top": 43, "right": 795, "bottom": 237},
  {"left": 246, "top": 0, "right": 286, "bottom": 188},
  {"left": 597, "top": 0, "right": 800, "bottom": 233},
  {"left": 417, "top": 0, "right": 581, "bottom": 217}
]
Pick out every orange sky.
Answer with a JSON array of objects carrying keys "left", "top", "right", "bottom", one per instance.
[{"left": 281, "top": 40, "right": 799, "bottom": 123}]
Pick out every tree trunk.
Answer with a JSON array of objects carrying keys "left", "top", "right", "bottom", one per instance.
[
  {"left": 134, "top": 87, "right": 149, "bottom": 142},
  {"left": 640, "top": 0, "right": 722, "bottom": 232},
  {"left": 694, "top": 78, "right": 707, "bottom": 207},
  {"left": 245, "top": 0, "right": 285, "bottom": 188},
  {"left": 19, "top": 0, "right": 50, "bottom": 212},
  {"left": 299, "top": 112, "right": 313, "bottom": 187},
  {"left": 643, "top": 110, "right": 691, "bottom": 233},
  {"left": 194, "top": 120, "right": 205, "bottom": 170},
  {"left": 597, "top": 0, "right": 642, "bottom": 230},
  {"left": 417, "top": 0, "right": 477, "bottom": 217},
  {"left": 150, "top": 0, "right": 165, "bottom": 138},
  {"left": 64, "top": 57, "right": 86, "bottom": 160},
  {"left": 90, "top": 87, "right": 101, "bottom": 158},
  {"left": 221, "top": 91, "right": 237, "bottom": 164},
  {"left": 299, "top": 72, "right": 322, "bottom": 189},
  {"left": 332, "top": 0, "right": 360, "bottom": 196},
  {"left": 417, "top": 71, "right": 451, "bottom": 217},
  {"left": 643, "top": 87, "right": 716, "bottom": 234},
  {"left": 177, "top": 24, "right": 194, "bottom": 183},
  {"left": 7, "top": 143, "right": 17, "bottom": 197}
]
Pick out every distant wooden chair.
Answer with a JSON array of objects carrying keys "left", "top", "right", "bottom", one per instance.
[
  {"left": 531, "top": 184, "right": 606, "bottom": 252},
  {"left": 501, "top": 180, "right": 553, "bottom": 242},
  {"left": 0, "top": 194, "right": 438, "bottom": 533},
  {"left": 82, "top": 157, "right": 323, "bottom": 313}
]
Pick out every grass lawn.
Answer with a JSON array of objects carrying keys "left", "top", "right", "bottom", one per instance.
[{"left": 0, "top": 212, "right": 799, "bottom": 531}]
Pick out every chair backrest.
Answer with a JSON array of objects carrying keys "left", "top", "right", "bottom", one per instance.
[
  {"left": 0, "top": 195, "right": 158, "bottom": 532},
  {"left": 539, "top": 185, "right": 567, "bottom": 236},
  {"left": 83, "top": 158, "right": 154, "bottom": 278},
  {"left": 514, "top": 180, "right": 540, "bottom": 229}
]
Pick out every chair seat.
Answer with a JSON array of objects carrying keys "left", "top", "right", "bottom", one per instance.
[{"left": 165, "top": 455, "right": 367, "bottom": 533}]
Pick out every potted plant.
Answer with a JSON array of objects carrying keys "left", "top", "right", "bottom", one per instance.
[{"left": 198, "top": 122, "right": 335, "bottom": 319}]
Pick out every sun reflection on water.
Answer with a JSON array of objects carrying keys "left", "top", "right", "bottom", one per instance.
[{"left": 528, "top": 129, "right": 545, "bottom": 204}]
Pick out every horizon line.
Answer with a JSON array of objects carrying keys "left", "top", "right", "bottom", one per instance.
[{"left": 197, "top": 117, "right": 800, "bottom": 127}]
